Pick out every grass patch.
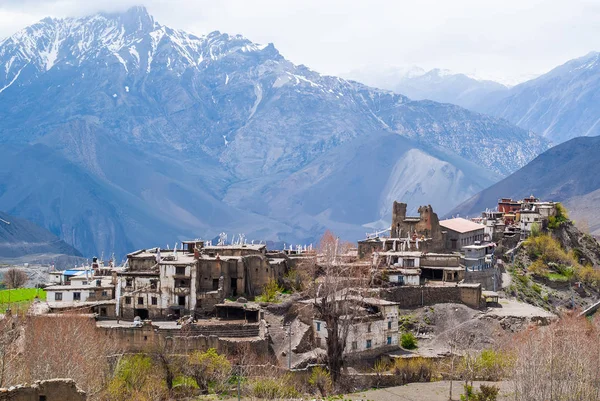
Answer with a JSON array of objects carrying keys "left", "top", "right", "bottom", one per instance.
[
  {"left": 173, "top": 376, "right": 198, "bottom": 389},
  {"left": 546, "top": 272, "right": 570, "bottom": 282},
  {"left": 0, "top": 288, "right": 46, "bottom": 313},
  {"left": 0, "top": 288, "right": 45, "bottom": 303}
]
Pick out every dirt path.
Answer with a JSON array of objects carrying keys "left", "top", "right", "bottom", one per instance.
[{"left": 344, "top": 381, "right": 513, "bottom": 401}]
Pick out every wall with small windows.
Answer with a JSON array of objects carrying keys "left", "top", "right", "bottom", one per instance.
[{"left": 313, "top": 304, "right": 399, "bottom": 355}]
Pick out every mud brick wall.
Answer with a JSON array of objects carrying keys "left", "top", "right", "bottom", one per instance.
[{"left": 382, "top": 285, "right": 481, "bottom": 309}]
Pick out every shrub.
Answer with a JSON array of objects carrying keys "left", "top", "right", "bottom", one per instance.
[
  {"left": 476, "top": 349, "right": 512, "bottom": 381},
  {"left": 308, "top": 366, "right": 332, "bottom": 396},
  {"left": 248, "top": 375, "right": 300, "bottom": 399},
  {"left": 106, "top": 354, "right": 169, "bottom": 401},
  {"left": 186, "top": 348, "right": 231, "bottom": 393},
  {"left": 256, "top": 279, "right": 283, "bottom": 303},
  {"left": 401, "top": 332, "right": 418, "bottom": 349},
  {"left": 391, "top": 357, "right": 433, "bottom": 383},
  {"left": 548, "top": 203, "right": 569, "bottom": 229},
  {"left": 461, "top": 384, "right": 500, "bottom": 401},
  {"left": 530, "top": 222, "right": 541, "bottom": 238}
]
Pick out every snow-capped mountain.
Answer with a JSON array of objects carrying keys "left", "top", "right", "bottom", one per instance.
[
  {"left": 475, "top": 51, "right": 600, "bottom": 144},
  {"left": 343, "top": 66, "right": 508, "bottom": 110},
  {"left": 0, "top": 7, "right": 549, "bottom": 257}
]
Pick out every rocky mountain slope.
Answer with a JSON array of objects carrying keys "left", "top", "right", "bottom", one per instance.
[
  {"left": 0, "top": 211, "right": 81, "bottom": 260},
  {"left": 449, "top": 136, "right": 600, "bottom": 235},
  {"left": 0, "top": 6, "right": 549, "bottom": 257},
  {"left": 475, "top": 52, "right": 600, "bottom": 144},
  {"left": 344, "top": 67, "right": 508, "bottom": 110}
]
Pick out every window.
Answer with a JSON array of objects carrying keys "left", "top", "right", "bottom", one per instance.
[
  {"left": 138, "top": 297, "right": 144, "bottom": 305},
  {"left": 150, "top": 280, "right": 157, "bottom": 290},
  {"left": 176, "top": 266, "right": 186, "bottom": 275},
  {"left": 366, "top": 339, "right": 372, "bottom": 349},
  {"left": 39, "top": 396, "right": 47, "bottom": 401},
  {"left": 73, "top": 292, "right": 81, "bottom": 301},
  {"left": 387, "top": 336, "right": 392, "bottom": 345},
  {"left": 212, "top": 279, "right": 219, "bottom": 291},
  {"left": 125, "top": 278, "right": 133, "bottom": 287},
  {"left": 316, "top": 337, "right": 321, "bottom": 347},
  {"left": 178, "top": 296, "right": 186, "bottom": 306},
  {"left": 151, "top": 297, "right": 158, "bottom": 305},
  {"left": 100, "top": 307, "right": 107, "bottom": 317},
  {"left": 388, "top": 321, "right": 392, "bottom": 330},
  {"left": 125, "top": 297, "right": 132, "bottom": 305},
  {"left": 405, "top": 258, "right": 415, "bottom": 267},
  {"left": 367, "top": 324, "right": 372, "bottom": 333},
  {"left": 82, "top": 281, "right": 88, "bottom": 285},
  {"left": 54, "top": 292, "right": 62, "bottom": 301},
  {"left": 316, "top": 322, "right": 321, "bottom": 331},
  {"left": 101, "top": 291, "right": 108, "bottom": 297},
  {"left": 352, "top": 341, "right": 357, "bottom": 350}
]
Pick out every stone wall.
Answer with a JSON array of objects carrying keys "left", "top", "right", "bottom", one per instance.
[
  {"left": 463, "top": 268, "right": 503, "bottom": 291},
  {"left": 100, "top": 321, "right": 268, "bottom": 354},
  {"left": 381, "top": 284, "right": 481, "bottom": 309},
  {"left": 0, "top": 379, "right": 86, "bottom": 401}
]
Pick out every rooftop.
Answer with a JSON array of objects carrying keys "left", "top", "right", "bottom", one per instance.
[
  {"left": 378, "top": 251, "right": 423, "bottom": 257},
  {"left": 439, "top": 218, "right": 485, "bottom": 234},
  {"left": 204, "top": 244, "right": 266, "bottom": 251},
  {"left": 463, "top": 243, "right": 496, "bottom": 250},
  {"left": 387, "top": 268, "right": 421, "bottom": 275},
  {"left": 45, "top": 284, "right": 114, "bottom": 290}
]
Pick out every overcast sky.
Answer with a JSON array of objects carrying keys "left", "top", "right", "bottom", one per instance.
[{"left": 0, "top": 0, "right": 599, "bottom": 84}]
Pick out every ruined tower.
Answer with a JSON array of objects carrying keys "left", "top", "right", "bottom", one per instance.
[{"left": 391, "top": 201, "right": 408, "bottom": 238}]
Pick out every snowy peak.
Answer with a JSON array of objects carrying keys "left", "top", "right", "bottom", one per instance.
[
  {"left": 0, "top": 6, "right": 275, "bottom": 90},
  {"left": 103, "top": 5, "right": 156, "bottom": 35}
]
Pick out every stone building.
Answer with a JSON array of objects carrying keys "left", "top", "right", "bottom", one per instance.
[
  {"left": 374, "top": 250, "right": 464, "bottom": 283},
  {"left": 358, "top": 202, "right": 446, "bottom": 258},
  {"left": 439, "top": 218, "right": 485, "bottom": 251},
  {"left": 118, "top": 241, "right": 289, "bottom": 320},
  {"left": 0, "top": 379, "right": 87, "bottom": 401},
  {"left": 312, "top": 297, "right": 399, "bottom": 355},
  {"left": 463, "top": 243, "right": 496, "bottom": 271}
]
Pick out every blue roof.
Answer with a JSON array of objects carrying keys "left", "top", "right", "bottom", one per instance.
[{"left": 63, "top": 270, "right": 91, "bottom": 276}]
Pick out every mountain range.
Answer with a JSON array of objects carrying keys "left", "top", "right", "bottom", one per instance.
[
  {"left": 350, "top": 52, "right": 600, "bottom": 145},
  {"left": 450, "top": 136, "right": 600, "bottom": 235},
  {"left": 343, "top": 66, "right": 508, "bottom": 110},
  {"left": 0, "top": 210, "right": 81, "bottom": 261},
  {"left": 475, "top": 52, "right": 600, "bottom": 144},
  {"left": 0, "top": 6, "right": 549, "bottom": 258}
]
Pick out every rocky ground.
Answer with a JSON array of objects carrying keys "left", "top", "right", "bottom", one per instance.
[{"left": 396, "top": 300, "right": 554, "bottom": 358}]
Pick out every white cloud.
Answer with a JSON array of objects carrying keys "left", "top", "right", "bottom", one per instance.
[{"left": 0, "top": 0, "right": 599, "bottom": 84}]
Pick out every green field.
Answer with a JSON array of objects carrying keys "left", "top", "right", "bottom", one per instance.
[{"left": 0, "top": 288, "right": 46, "bottom": 304}]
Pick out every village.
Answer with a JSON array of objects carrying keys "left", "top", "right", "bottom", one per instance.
[
  {"left": 3, "top": 193, "right": 598, "bottom": 400},
  {"left": 27, "top": 197, "right": 558, "bottom": 362}
]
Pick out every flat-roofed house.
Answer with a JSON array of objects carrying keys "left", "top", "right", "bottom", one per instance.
[{"left": 440, "top": 218, "right": 485, "bottom": 251}]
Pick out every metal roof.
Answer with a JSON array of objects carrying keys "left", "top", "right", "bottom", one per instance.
[{"left": 439, "top": 218, "right": 485, "bottom": 234}]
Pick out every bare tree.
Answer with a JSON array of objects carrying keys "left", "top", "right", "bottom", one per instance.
[
  {"left": 21, "top": 314, "right": 118, "bottom": 398},
  {"left": 511, "top": 313, "right": 600, "bottom": 401},
  {"left": 0, "top": 314, "right": 23, "bottom": 387},
  {"left": 3, "top": 268, "right": 28, "bottom": 289},
  {"left": 312, "top": 230, "right": 369, "bottom": 386}
]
